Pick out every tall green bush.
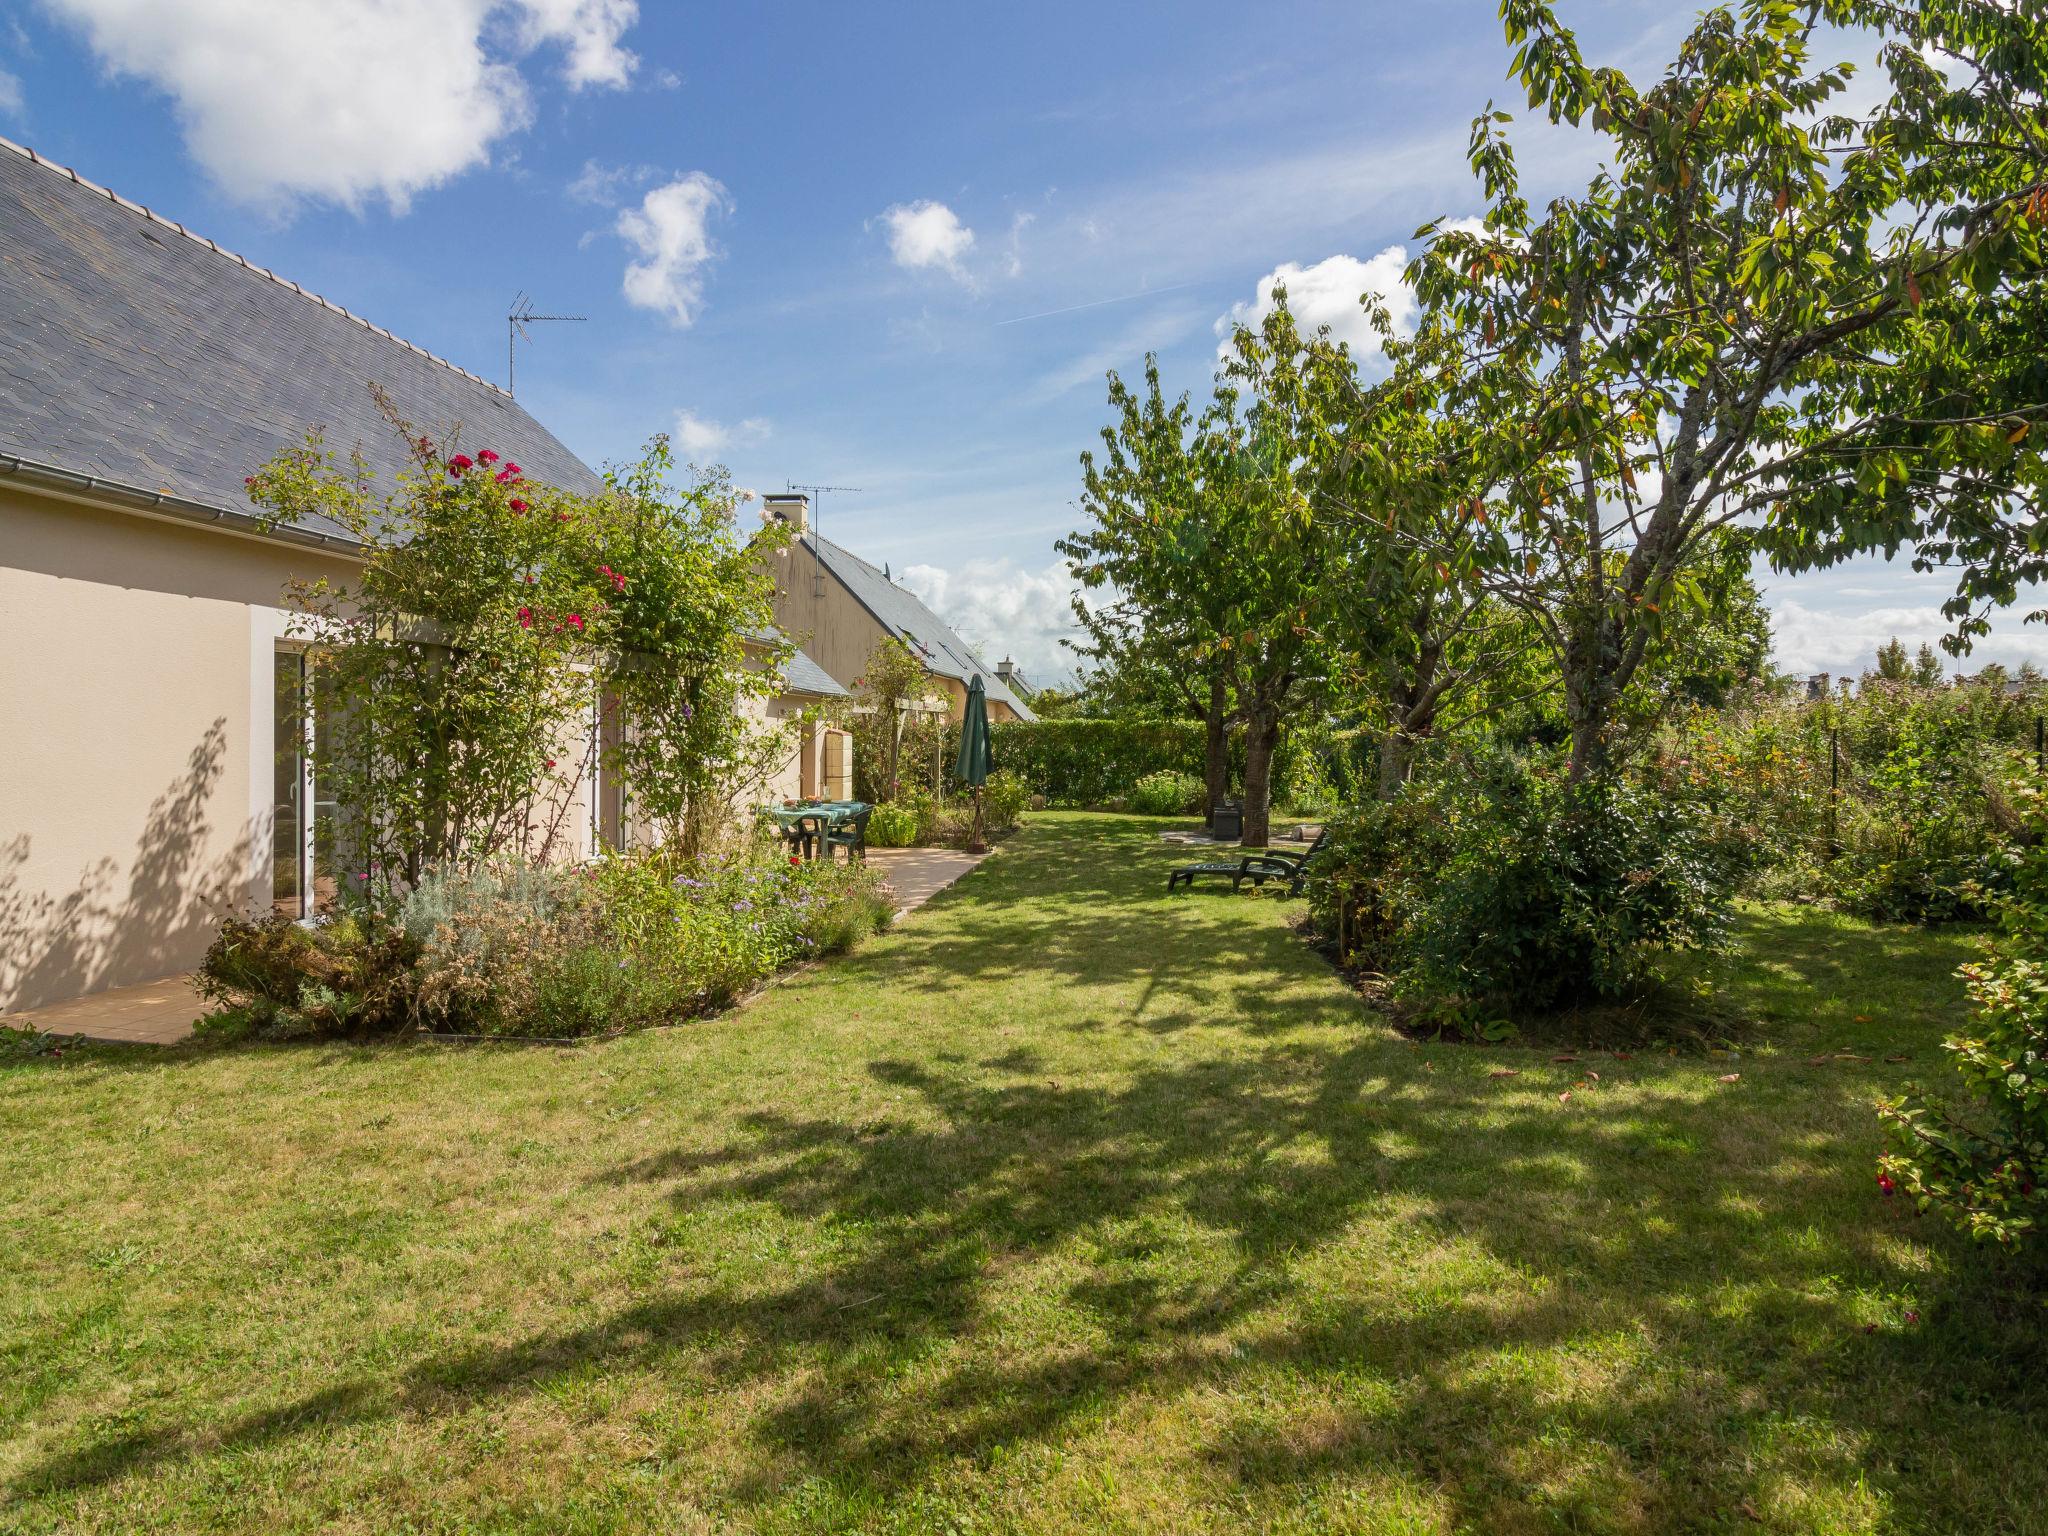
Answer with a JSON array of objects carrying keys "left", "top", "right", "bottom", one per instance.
[
  {"left": 1307, "top": 753, "right": 1740, "bottom": 1017},
  {"left": 1882, "top": 780, "right": 2048, "bottom": 1247}
]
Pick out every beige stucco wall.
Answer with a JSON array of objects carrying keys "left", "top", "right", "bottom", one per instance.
[
  {"left": 0, "top": 484, "right": 360, "bottom": 1012},
  {"left": 767, "top": 541, "right": 893, "bottom": 698}
]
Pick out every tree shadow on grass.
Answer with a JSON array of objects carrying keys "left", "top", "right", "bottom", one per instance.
[
  {"left": 12, "top": 819, "right": 2044, "bottom": 1528},
  {"left": 20, "top": 1010, "right": 2048, "bottom": 1527}
]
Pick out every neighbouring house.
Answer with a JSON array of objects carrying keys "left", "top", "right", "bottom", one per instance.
[
  {"left": 761, "top": 493, "right": 1037, "bottom": 724},
  {"left": 992, "top": 658, "right": 1037, "bottom": 702},
  {"left": 0, "top": 137, "right": 840, "bottom": 1014}
]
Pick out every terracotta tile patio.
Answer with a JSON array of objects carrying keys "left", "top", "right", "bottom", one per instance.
[
  {"left": 864, "top": 845, "right": 990, "bottom": 914},
  {"left": 5, "top": 973, "right": 205, "bottom": 1046}
]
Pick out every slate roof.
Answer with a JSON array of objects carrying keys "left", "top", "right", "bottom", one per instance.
[
  {"left": 746, "top": 627, "right": 849, "bottom": 700},
  {"left": 780, "top": 647, "right": 850, "bottom": 699},
  {"left": 804, "top": 532, "right": 1037, "bottom": 721},
  {"left": 0, "top": 136, "right": 602, "bottom": 542}
]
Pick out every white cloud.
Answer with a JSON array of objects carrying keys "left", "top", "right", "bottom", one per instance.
[
  {"left": 878, "top": 199, "right": 976, "bottom": 281},
  {"left": 0, "top": 65, "right": 22, "bottom": 117},
  {"left": 898, "top": 558, "right": 1088, "bottom": 680},
  {"left": 39, "top": 0, "right": 639, "bottom": 213},
  {"left": 1218, "top": 246, "right": 1416, "bottom": 361},
  {"left": 673, "top": 409, "right": 769, "bottom": 459},
  {"left": 616, "top": 173, "right": 729, "bottom": 326},
  {"left": 567, "top": 157, "right": 656, "bottom": 206},
  {"left": 509, "top": 0, "right": 638, "bottom": 90},
  {"left": 1768, "top": 597, "right": 2048, "bottom": 679}
]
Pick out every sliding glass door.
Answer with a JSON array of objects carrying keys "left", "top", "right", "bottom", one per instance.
[
  {"left": 272, "top": 651, "right": 307, "bottom": 915},
  {"left": 272, "top": 649, "right": 350, "bottom": 917}
]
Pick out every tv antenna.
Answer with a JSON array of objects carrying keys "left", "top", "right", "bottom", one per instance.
[
  {"left": 786, "top": 481, "right": 862, "bottom": 599},
  {"left": 506, "top": 292, "right": 585, "bottom": 396}
]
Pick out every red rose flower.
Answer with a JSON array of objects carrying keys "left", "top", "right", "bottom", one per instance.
[
  {"left": 566, "top": 613, "right": 584, "bottom": 631},
  {"left": 476, "top": 449, "right": 500, "bottom": 465},
  {"left": 503, "top": 463, "right": 521, "bottom": 476},
  {"left": 447, "top": 454, "right": 474, "bottom": 476},
  {"left": 1877, "top": 1172, "right": 1896, "bottom": 1197},
  {"left": 508, "top": 498, "right": 528, "bottom": 513},
  {"left": 544, "top": 758, "right": 556, "bottom": 770},
  {"left": 518, "top": 607, "right": 534, "bottom": 628}
]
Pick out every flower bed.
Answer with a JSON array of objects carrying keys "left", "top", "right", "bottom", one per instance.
[{"left": 195, "top": 848, "right": 893, "bottom": 1042}]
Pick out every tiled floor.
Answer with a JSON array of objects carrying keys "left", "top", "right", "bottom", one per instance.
[
  {"left": 6, "top": 973, "right": 205, "bottom": 1046},
  {"left": 865, "top": 846, "right": 990, "bottom": 913},
  {"left": 6, "top": 849, "right": 993, "bottom": 1047}
]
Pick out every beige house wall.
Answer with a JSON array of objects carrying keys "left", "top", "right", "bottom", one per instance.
[
  {"left": 767, "top": 540, "right": 893, "bottom": 700},
  {"left": 0, "top": 486, "right": 839, "bottom": 1013},
  {"left": 0, "top": 483, "right": 359, "bottom": 1011}
]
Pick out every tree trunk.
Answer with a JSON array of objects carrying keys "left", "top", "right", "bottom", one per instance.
[
  {"left": 1203, "top": 670, "right": 1231, "bottom": 827},
  {"left": 1376, "top": 727, "right": 1412, "bottom": 799},
  {"left": 1241, "top": 707, "right": 1281, "bottom": 847},
  {"left": 1563, "top": 611, "right": 1618, "bottom": 784}
]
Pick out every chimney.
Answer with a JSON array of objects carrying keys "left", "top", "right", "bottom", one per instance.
[
  {"left": 995, "top": 658, "right": 1017, "bottom": 680},
  {"left": 763, "top": 492, "right": 809, "bottom": 533}
]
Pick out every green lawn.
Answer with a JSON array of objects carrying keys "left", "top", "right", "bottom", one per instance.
[{"left": 5, "top": 813, "right": 2046, "bottom": 1534}]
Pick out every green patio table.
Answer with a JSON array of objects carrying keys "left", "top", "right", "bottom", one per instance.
[{"left": 759, "top": 800, "right": 870, "bottom": 860}]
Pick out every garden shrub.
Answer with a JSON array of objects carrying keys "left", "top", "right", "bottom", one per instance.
[
  {"left": 1661, "top": 674, "right": 2035, "bottom": 922},
  {"left": 1882, "top": 780, "right": 2048, "bottom": 1247},
  {"left": 196, "top": 848, "right": 893, "bottom": 1042},
  {"left": 1825, "top": 693, "right": 2015, "bottom": 922},
  {"left": 1305, "top": 789, "right": 1457, "bottom": 975},
  {"left": 1130, "top": 769, "right": 1203, "bottom": 817},
  {"left": 981, "top": 769, "right": 1031, "bottom": 832},
  {"left": 1406, "top": 765, "right": 1739, "bottom": 1012},
  {"left": 1309, "top": 753, "right": 1741, "bottom": 1017},
  {"left": 866, "top": 802, "right": 920, "bottom": 847},
  {"left": 194, "top": 909, "right": 418, "bottom": 1040}
]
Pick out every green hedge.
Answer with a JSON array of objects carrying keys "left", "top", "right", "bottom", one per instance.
[
  {"left": 946, "top": 715, "right": 1363, "bottom": 810},
  {"left": 979, "top": 718, "right": 1208, "bottom": 807}
]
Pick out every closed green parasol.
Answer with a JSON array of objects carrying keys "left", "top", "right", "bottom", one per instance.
[{"left": 955, "top": 674, "right": 992, "bottom": 852}]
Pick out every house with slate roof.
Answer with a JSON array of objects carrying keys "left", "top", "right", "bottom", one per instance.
[
  {"left": 761, "top": 494, "right": 1036, "bottom": 726},
  {"left": 0, "top": 136, "right": 845, "bottom": 1013}
]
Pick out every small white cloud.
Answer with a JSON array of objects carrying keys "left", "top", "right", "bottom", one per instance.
[
  {"left": 897, "top": 558, "right": 1088, "bottom": 679},
  {"left": 39, "top": 0, "right": 642, "bottom": 213},
  {"left": 878, "top": 199, "right": 976, "bottom": 281},
  {"left": 0, "top": 64, "right": 21, "bottom": 117},
  {"left": 1218, "top": 246, "right": 1415, "bottom": 362},
  {"left": 617, "top": 173, "right": 729, "bottom": 326},
  {"left": 1002, "top": 210, "right": 1034, "bottom": 278},
  {"left": 509, "top": 0, "right": 639, "bottom": 90},
  {"left": 673, "top": 410, "right": 769, "bottom": 458},
  {"left": 567, "top": 157, "right": 657, "bottom": 206}
]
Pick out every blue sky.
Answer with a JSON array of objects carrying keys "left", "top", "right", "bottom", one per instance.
[{"left": 2, "top": 0, "right": 2036, "bottom": 681}]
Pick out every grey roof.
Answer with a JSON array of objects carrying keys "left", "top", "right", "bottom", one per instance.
[
  {"left": 780, "top": 646, "right": 850, "bottom": 699},
  {"left": 747, "top": 626, "right": 849, "bottom": 699},
  {"left": 804, "top": 532, "right": 1037, "bottom": 721},
  {"left": 0, "top": 137, "right": 602, "bottom": 542}
]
